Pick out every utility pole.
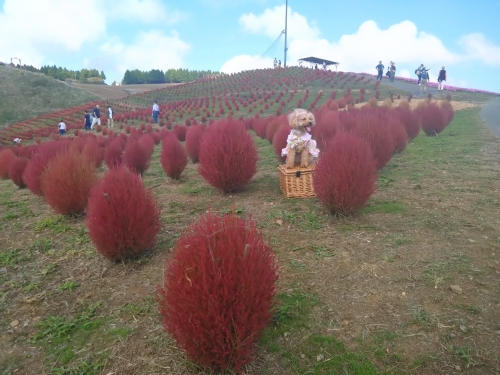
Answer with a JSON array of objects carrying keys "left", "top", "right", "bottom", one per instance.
[{"left": 284, "top": 0, "right": 288, "bottom": 67}]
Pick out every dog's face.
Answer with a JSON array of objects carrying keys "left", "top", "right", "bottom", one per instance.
[{"left": 288, "top": 109, "right": 316, "bottom": 132}]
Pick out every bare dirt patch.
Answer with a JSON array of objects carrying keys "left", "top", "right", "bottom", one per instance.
[{"left": 73, "top": 83, "right": 183, "bottom": 100}]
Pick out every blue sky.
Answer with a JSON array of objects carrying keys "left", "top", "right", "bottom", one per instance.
[{"left": 1, "top": 0, "right": 499, "bottom": 92}]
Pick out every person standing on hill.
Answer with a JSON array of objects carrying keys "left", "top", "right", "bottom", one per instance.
[
  {"left": 107, "top": 106, "right": 114, "bottom": 127},
  {"left": 278, "top": 60, "right": 282, "bottom": 68},
  {"left": 389, "top": 61, "right": 396, "bottom": 82},
  {"left": 91, "top": 104, "right": 101, "bottom": 129},
  {"left": 273, "top": 58, "right": 277, "bottom": 68},
  {"left": 375, "top": 61, "right": 384, "bottom": 81},
  {"left": 415, "top": 64, "right": 424, "bottom": 85},
  {"left": 437, "top": 66, "right": 447, "bottom": 91},
  {"left": 58, "top": 119, "right": 66, "bottom": 135},
  {"left": 84, "top": 110, "right": 91, "bottom": 131},
  {"left": 152, "top": 100, "right": 160, "bottom": 124},
  {"left": 420, "top": 66, "right": 429, "bottom": 94}
]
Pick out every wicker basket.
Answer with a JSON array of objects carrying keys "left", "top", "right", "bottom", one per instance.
[{"left": 278, "top": 164, "right": 316, "bottom": 198}]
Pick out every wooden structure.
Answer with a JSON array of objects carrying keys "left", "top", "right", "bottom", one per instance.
[
  {"left": 278, "top": 165, "right": 316, "bottom": 198},
  {"left": 298, "top": 56, "right": 339, "bottom": 71}
]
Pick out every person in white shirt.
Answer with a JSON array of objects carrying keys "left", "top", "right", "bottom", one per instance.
[
  {"left": 152, "top": 100, "right": 160, "bottom": 124},
  {"left": 107, "top": 106, "right": 114, "bottom": 128},
  {"left": 13, "top": 138, "right": 21, "bottom": 145},
  {"left": 58, "top": 119, "right": 66, "bottom": 135}
]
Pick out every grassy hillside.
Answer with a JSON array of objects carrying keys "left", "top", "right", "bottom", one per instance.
[{"left": 0, "top": 66, "right": 98, "bottom": 129}]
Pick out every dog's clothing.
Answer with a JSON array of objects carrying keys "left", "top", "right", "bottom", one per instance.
[{"left": 281, "top": 130, "right": 319, "bottom": 158}]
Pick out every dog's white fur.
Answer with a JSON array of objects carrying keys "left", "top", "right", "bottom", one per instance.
[{"left": 281, "top": 109, "right": 319, "bottom": 168}]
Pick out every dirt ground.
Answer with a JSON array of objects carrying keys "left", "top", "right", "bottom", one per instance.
[{"left": 72, "top": 83, "right": 182, "bottom": 100}]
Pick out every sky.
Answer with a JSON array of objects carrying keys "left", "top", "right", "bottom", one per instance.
[{"left": 1, "top": 0, "right": 499, "bottom": 93}]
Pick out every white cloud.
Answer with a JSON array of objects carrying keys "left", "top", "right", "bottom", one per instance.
[
  {"left": 0, "top": 0, "right": 105, "bottom": 64},
  {"left": 459, "top": 33, "right": 500, "bottom": 66},
  {"left": 109, "top": 0, "right": 185, "bottom": 25},
  {"left": 99, "top": 30, "right": 191, "bottom": 76},
  {"left": 225, "top": 5, "right": 500, "bottom": 81},
  {"left": 240, "top": 5, "right": 319, "bottom": 40},
  {"left": 220, "top": 55, "right": 273, "bottom": 74}
]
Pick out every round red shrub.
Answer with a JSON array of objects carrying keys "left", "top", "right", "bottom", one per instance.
[
  {"left": 198, "top": 120, "right": 258, "bottom": 193},
  {"left": 104, "top": 137, "right": 124, "bottom": 168},
  {"left": 8, "top": 157, "right": 29, "bottom": 188},
  {"left": 123, "top": 138, "right": 151, "bottom": 176},
  {"left": 160, "top": 135, "right": 188, "bottom": 180},
  {"left": 173, "top": 125, "right": 188, "bottom": 142},
  {"left": 0, "top": 149, "right": 16, "bottom": 179},
  {"left": 156, "top": 212, "right": 277, "bottom": 373},
  {"left": 41, "top": 149, "right": 98, "bottom": 216},
  {"left": 272, "top": 124, "right": 292, "bottom": 161},
  {"left": 396, "top": 107, "right": 420, "bottom": 140},
  {"left": 185, "top": 125, "right": 204, "bottom": 163},
  {"left": 86, "top": 166, "right": 161, "bottom": 261},
  {"left": 421, "top": 103, "right": 448, "bottom": 136},
  {"left": 313, "top": 132, "right": 377, "bottom": 215}
]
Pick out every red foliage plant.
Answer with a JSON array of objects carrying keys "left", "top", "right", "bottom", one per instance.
[
  {"left": 138, "top": 134, "right": 155, "bottom": 159},
  {"left": 421, "top": 103, "right": 448, "bottom": 136},
  {"left": 156, "top": 211, "right": 278, "bottom": 373},
  {"left": 311, "top": 110, "right": 340, "bottom": 150},
  {"left": 123, "top": 137, "right": 151, "bottom": 176},
  {"left": 0, "top": 149, "right": 16, "bottom": 179},
  {"left": 8, "top": 157, "right": 29, "bottom": 188},
  {"left": 198, "top": 119, "right": 258, "bottom": 193},
  {"left": 41, "top": 149, "right": 98, "bottom": 216},
  {"left": 313, "top": 132, "right": 377, "bottom": 215},
  {"left": 185, "top": 125, "right": 204, "bottom": 163},
  {"left": 86, "top": 166, "right": 161, "bottom": 261},
  {"left": 160, "top": 135, "right": 188, "bottom": 180},
  {"left": 82, "top": 138, "right": 104, "bottom": 168},
  {"left": 173, "top": 125, "right": 188, "bottom": 142},
  {"left": 272, "top": 124, "right": 292, "bottom": 161},
  {"left": 395, "top": 106, "right": 420, "bottom": 141},
  {"left": 352, "top": 112, "right": 394, "bottom": 170},
  {"left": 104, "top": 137, "right": 124, "bottom": 168},
  {"left": 265, "top": 116, "right": 286, "bottom": 144},
  {"left": 23, "top": 140, "right": 71, "bottom": 195}
]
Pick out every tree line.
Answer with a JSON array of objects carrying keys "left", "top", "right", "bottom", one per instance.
[
  {"left": 122, "top": 68, "right": 220, "bottom": 84},
  {"left": 1, "top": 63, "right": 106, "bottom": 83}
]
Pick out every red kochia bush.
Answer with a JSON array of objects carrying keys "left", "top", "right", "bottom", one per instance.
[
  {"left": 198, "top": 120, "right": 258, "bottom": 193},
  {"left": 41, "top": 149, "right": 98, "bottom": 216},
  {"left": 123, "top": 138, "right": 151, "bottom": 176},
  {"left": 185, "top": 125, "right": 204, "bottom": 163},
  {"left": 272, "top": 124, "right": 292, "bottom": 161},
  {"left": 156, "top": 212, "right": 278, "bottom": 373},
  {"left": 104, "top": 137, "right": 124, "bottom": 168},
  {"left": 421, "top": 103, "right": 448, "bottom": 136},
  {"left": 313, "top": 132, "right": 377, "bottom": 215},
  {"left": 86, "top": 166, "right": 161, "bottom": 261},
  {"left": 8, "top": 157, "right": 29, "bottom": 188},
  {"left": 160, "top": 135, "right": 188, "bottom": 180},
  {"left": 0, "top": 149, "right": 16, "bottom": 179}
]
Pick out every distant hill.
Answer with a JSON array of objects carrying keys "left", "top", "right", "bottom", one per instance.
[{"left": 0, "top": 66, "right": 98, "bottom": 129}]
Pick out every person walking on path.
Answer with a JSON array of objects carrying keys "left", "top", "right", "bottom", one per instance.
[
  {"left": 415, "top": 64, "right": 424, "bottom": 85},
  {"left": 419, "top": 66, "right": 429, "bottom": 94},
  {"left": 375, "top": 61, "right": 384, "bottom": 81},
  {"left": 437, "top": 66, "right": 447, "bottom": 91},
  {"left": 91, "top": 104, "right": 101, "bottom": 129},
  {"left": 58, "top": 119, "right": 66, "bottom": 135},
  {"left": 107, "top": 106, "right": 114, "bottom": 127},
  {"left": 152, "top": 100, "right": 160, "bottom": 124},
  {"left": 84, "top": 110, "right": 91, "bottom": 131},
  {"left": 389, "top": 61, "right": 396, "bottom": 82},
  {"left": 273, "top": 58, "right": 277, "bottom": 68},
  {"left": 278, "top": 60, "right": 281, "bottom": 68}
]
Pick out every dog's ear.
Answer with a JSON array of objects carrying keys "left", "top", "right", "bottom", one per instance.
[{"left": 287, "top": 110, "right": 298, "bottom": 127}]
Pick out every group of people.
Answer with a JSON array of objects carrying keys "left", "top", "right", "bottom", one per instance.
[
  {"left": 82, "top": 105, "right": 114, "bottom": 131},
  {"left": 375, "top": 61, "right": 447, "bottom": 93},
  {"left": 273, "top": 58, "right": 282, "bottom": 68},
  {"left": 375, "top": 61, "right": 396, "bottom": 82}
]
